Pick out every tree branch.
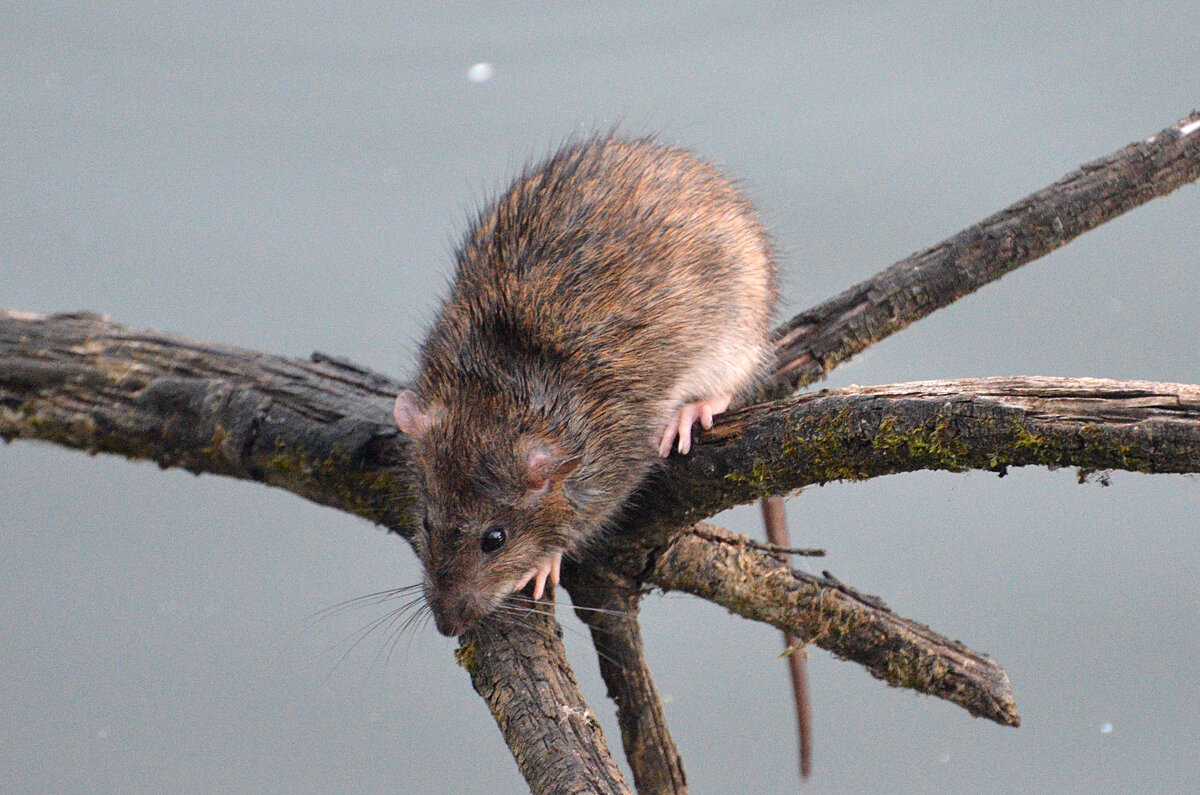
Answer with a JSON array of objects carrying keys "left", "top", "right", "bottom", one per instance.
[
  {"left": 461, "top": 602, "right": 630, "bottom": 794},
  {"left": 565, "top": 570, "right": 688, "bottom": 795},
  {"left": 764, "top": 110, "right": 1200, "bottom": 397},
  {"left": 648, "top": 523, "right": 1020, "bottom": 727},
  {"left": 633, "top": 377, "right": 1200, "bottom": 533}
]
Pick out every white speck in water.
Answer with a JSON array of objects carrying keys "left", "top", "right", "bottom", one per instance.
[
  {"left": 203, "top": 603, "right": 218, "bottom": 618},
  {"left": 939, "top": 753, "right": 951, "bottom": 764},
  {"left": 661, "top": 692, "right": 675, "bottom": 705},
  {"left": 1100, "top": 722, "right": 1114, "bottom": 734},
  {"left": 467, "top": 62, "right": 495, "bottom": 83},
  {"left": 97, "top": 728, "right": 110, "bottom": 739},
  {"left": 1108, "top": 297, "right": 1123, "bottom": 314}
]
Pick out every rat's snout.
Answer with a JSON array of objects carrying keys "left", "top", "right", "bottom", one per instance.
[
  {"left": 432, "top": 608, "right": 471, "bottom": 637},
  {"left": 426, "top": 581, "right": 489, "bottom": 637}
]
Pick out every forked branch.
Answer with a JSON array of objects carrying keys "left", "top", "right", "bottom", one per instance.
[{"left": 2, "top": 108, "right": 1198, "bottom": 793}]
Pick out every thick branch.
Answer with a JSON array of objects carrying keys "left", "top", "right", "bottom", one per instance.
[
  {"left": 634, "top": 377, "right": 1200, "bottom": 533},
  {"left": 764, "top": 110, "right": 1200, "bottom": 397},
  {"left": 0, "top": 310, "right": 414, "bottom": 529},
  {"left": 461, "top": 603, "right": 630, "bottom": 794}
]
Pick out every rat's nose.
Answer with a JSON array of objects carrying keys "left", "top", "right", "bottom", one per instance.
[
  {"left": 433, "top": 610, "right": 469, "bottom": 637},
  {"left": 429, "top": 590, "right": 477, "bottom": 636}
]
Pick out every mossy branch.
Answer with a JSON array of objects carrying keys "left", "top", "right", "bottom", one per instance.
[
  {"left": 5, "top": 106, "right": 1200, "bottom": 793},
  {"left": 648, "top": 523, "right": 1019, "bottom": 727},
  {"left": 632, "top": 377, "right": 1200, "bottom": 534}
]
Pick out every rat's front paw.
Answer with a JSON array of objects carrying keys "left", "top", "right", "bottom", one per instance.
[
  {"left": 515, "top": 549, "right": 563, "bottom": 600},
  {"left": 657, "top": 394, "right": 733, "bottom": 456}
]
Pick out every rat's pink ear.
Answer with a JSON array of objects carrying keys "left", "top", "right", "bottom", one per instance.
[
  {"left": 524, "top": 446, "right": 580, "bottom": 500},
  {"left": 394, "top": 390, "right": 434, "bottom": 439}
]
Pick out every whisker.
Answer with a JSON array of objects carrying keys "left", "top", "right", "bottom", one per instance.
[
  {"left": 488, "top": 603, "right": 628, "bottom": 672},
  {"left": 307, "top": 583, "right": 424, "bottom": 624},
  {"left": 507, "top": 594, "right": 634, "bottom": 619},
  {"left": 319, "top": 595, "right": 427, "bottom": 681}
]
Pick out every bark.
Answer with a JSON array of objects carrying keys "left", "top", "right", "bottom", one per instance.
[
  {"left": 3, "top": 109, "right": 1199, "bottom": 792},
  {"left": 461, "top": 601, "right": 630, "bottom": 794},
  {"left": 566, "top": 569, "right": 688, "bottom": 795},
  {"left": 631, "top": 377, "right": 1200, "bottom": 534},
  {"left": 648, "top": 523, "right": 1019, "bottom": 726},
  {"left": 765, "top": 110, "right": 1200, "bottom": 397}
]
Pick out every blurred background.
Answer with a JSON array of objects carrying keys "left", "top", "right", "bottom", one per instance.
[{"left": 2, "top": 3, "right": 1198, "bottom": 792}]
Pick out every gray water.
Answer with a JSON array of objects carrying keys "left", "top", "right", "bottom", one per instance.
[{"left": 3, "top": 4, "right": 1199, "bottom": 793}]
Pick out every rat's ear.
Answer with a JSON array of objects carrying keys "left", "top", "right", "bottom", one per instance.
[
  {"left": 523, "top": 446, "right": 580, "bottom": 501},
  {"left": 394, "top": 390, "right": 435, "bottom": 439}
]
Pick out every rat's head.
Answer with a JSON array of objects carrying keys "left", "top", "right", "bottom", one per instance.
[{"left": 395, "top": 389, "right": 580, "bottom": 636}]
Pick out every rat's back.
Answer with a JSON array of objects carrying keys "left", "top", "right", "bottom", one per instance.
[{"left": 418, "top": 134, "right": 778, "bottom": 451}]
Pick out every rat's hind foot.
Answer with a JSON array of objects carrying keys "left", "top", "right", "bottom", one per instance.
[
  {"left": 657, "top": 394, "right": 733, "bottom": 457},
  {"left": 515, "top": 549, "right": 563, "bottom": 601}
]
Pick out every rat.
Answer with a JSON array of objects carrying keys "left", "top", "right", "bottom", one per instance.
[{"left": 394, "top": 134, "right": 778, "bottom": 636}]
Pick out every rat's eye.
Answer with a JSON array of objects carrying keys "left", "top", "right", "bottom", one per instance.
[{"left": 480, "top": 527, "right": 507, "bottom": 553}]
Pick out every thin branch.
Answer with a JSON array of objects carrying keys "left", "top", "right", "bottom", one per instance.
[
  {"left": 564, "top": 569, "right": 688, "bottom": 795},
  {"left": 763, "top": 110, "right": 1200, "bottom": 397},
  {"left": 648, "top": 523, "right": 1020, "bottom": 727}
]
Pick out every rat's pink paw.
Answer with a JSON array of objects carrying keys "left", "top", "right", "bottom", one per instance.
[
  {"left": 515, "top": 549, "right": 563, "bottom": 600},
  {"left": 657, "top": 394, "right": 733, "bottom": 457}
]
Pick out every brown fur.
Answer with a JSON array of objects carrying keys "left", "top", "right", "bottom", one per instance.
[{"left": 403, "top": 134, "right": 778, "bottom": 635}]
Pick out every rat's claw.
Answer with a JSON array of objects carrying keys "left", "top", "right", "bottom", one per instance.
[
  {"left": 658, "top": 420, "right": 677, "bottom": 457},
  {"left": 524, "top": 549, "right": 564, "bottom": 601},
  {"left": 675, "top": 403, "right": 699, "bottom": 454},
  {"left": 659, "top": 394, "right": 734, "bottom": 457}
]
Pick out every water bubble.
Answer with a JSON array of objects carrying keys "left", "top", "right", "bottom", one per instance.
[
  {"left": 467, "top": 62, "right": 495, "bottom": 83},
  {"left": 1100, "top": 722, "right": 1114, "bottom": 734}
]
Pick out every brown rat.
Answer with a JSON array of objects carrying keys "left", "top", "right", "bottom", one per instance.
[{"left": 395, "top": 134, "right": 777, "bottom": 636}]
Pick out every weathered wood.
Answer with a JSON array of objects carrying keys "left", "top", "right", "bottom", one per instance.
[
  {"left": 461, "top": 603, "right": 630, "bottom": 794},
  {"left": 765, "top": 110, "right": 1200, "bottom": 397},
  {"left": 4, "top": 107, "right": 1200, "bottom": 792},
  {"left": 633, "top": 377, "right": 1200, "bottom": 533},
  {"left": 649, "top": 524, "right": 1020, "bottom": 727},
  {"left": 566, "top": 569, "right": 689, "bottom": 795},
  {"left": 4, "top": 310, "right": 1199, "bottom": 730}
]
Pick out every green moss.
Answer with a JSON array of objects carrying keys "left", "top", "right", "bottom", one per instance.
[
  {"left": 1012, "top": 423, "right": 1047, "bottom": 452},
  {"left": 1077, "top": 423, "right": 1155, "bottom": 474},
  {"left": 871, "top": 416, "right": 970, "bottom": 472},
  {"left": 454, "top": 642, "right": 478, "bottom": 673},
  {"left": 787, "top": 408, "right": 877, "bottom": 484},
  {"left": 265, "top": 441, "right": 412, "bottom": 525},
  {"left": 723, "top": 460, "right": 775, "bottom": 496},
  {"left": 204, "top": 424, "right": 231, "bottom": 462}
]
